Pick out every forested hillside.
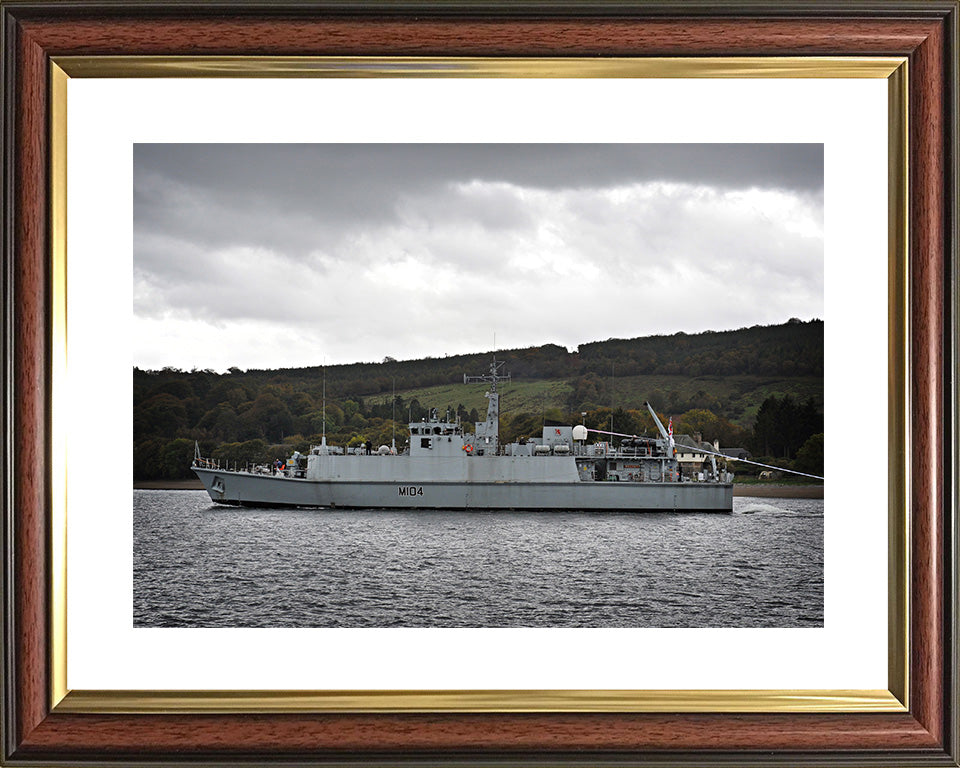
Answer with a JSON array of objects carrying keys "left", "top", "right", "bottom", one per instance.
[{"left": 134, "top": 319, "right": 823, "bottom": 480}]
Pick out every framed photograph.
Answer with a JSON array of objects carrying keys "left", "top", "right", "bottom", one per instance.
[{"left": 2, "top": 2, "right": 957, "bottom": 766}]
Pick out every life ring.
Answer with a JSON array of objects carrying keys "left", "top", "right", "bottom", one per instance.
[{"left": 463, "top": 444, "right": 474, "bottom": 453}]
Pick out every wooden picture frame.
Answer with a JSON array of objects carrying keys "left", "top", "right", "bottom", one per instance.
[{"left": 2, "top": 2, "right": 957, "bottom": 765}]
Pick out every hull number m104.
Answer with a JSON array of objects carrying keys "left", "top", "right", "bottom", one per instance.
[{"left": 399, "top": 486, "right": 424, "bottom": 497}]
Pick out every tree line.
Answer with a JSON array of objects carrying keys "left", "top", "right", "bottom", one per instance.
[{"left": 139, "top": 395, "right": 823, "bottom": 481}]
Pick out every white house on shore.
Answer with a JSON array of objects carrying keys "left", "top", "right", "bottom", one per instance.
[{"left": 674, "top": 433, "right": 721, "bottom": 480}]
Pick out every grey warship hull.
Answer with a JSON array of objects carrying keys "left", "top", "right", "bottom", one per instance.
[
  {"left": 192, "top": 362, "right": 735, "bottom": 513},
  {"left": 194, "top": 466, "right": 732, "bottom": 511}
]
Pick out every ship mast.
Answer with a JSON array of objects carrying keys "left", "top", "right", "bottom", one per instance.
[
  {"left": 321, "top": 363, "right": 327, "bottom": 452},
  {"left": 464, "top": 357, "right": 511, "bottom": 448}
]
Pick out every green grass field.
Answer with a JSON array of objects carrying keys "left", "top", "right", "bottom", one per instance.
[
  {"left": 367, "top": 374, "right": 822, "bottom": 428},
  {"left": 368, "top": 379, "right": 571, "bottom": 418}
]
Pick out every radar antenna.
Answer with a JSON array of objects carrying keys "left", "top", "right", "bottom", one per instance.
[{"left": 463, "top": 357, "right": 511, "bottom": 392}]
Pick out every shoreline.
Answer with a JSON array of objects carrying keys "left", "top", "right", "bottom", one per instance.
[
  {"left": 134, "top": 479, "right": 823, "bottom": 499},
  {"left": 732, "top": 484, "right": 823, "bottom": 499}
]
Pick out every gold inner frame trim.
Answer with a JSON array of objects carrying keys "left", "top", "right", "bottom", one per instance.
[
  {"left": 57, "top": 688, "right": 903, "bottom": 714},
  {"left": 50, "top": 61, "right": 69, "bottom": 711},
  {"left": 48, "top": 55, "right": 910, "bottom": 715},
  {"left": 886, "top": 60, "right": 910, "bottom": 710},
  {"left": 53, "top": 55, "right": 905, "bottom": 79}
]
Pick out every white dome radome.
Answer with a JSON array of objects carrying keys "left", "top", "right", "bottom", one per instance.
[{"left": 572, "top": 425, "right": 588, "bottom": 441}]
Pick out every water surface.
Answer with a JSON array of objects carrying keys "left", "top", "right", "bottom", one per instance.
[{"left": 134, "top": 490, "right": 823, "bottom": 628}]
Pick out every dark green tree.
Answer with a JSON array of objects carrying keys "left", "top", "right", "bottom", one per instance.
[
  {"left": 241, "top": 392, "right": 294, "bottom": 442},
  {"left": 197, "top": 402, "right": 240, "bottom": 441},
  {"left": 158, "top": 438, "right": 197, "bottom": 480},
  {"left": 751, "top": 395, "right": 822, "bottom": 458},
  {"left": 794, "top": 433, "right": 825, "bottom": 476},
  {"left": 134, "top": 393, "right": 188, "bottom": 439}
]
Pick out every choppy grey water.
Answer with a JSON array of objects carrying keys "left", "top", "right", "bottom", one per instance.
[{"left": 133, "top": 490, "right": 823, "bottom": 628}]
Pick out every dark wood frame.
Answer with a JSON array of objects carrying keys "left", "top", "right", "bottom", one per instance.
[{"left": 2, "top": 2, "right": 957, "bottom": 765}]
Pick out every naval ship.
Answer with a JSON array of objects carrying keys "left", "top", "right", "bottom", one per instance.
[{"left": 192, "top": 361, "right": 734, "bottom": 512}]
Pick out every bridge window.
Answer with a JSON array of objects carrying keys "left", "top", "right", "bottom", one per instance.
[{"left": 421, "top": 438, "right": 431, "bottom": 449}]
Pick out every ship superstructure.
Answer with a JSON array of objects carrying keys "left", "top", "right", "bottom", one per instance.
[{"left": 192, "top": 360, "right": 733, "bottom": 512}]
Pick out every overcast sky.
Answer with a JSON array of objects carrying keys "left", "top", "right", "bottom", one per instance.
[{"left": 134, "top": 144, "right": 823, "bottom": 371}]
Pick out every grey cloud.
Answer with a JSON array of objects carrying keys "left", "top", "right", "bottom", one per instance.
[
  {"left": 133, "top": 143, "right": 823, "bottom": 369},
  {"left": 136, "top": 145, "right": 822, "bottom": 223},
  {"left": 134, "top": 143, "right": 823, "bottom": 266}
]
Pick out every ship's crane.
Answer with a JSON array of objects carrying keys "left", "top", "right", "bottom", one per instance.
[
  {"left": 644, "top": 401, "right": 672, "bottom": 447},
  {"left": 645, "top": 401, "right": 720, "bottom": 480}
]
